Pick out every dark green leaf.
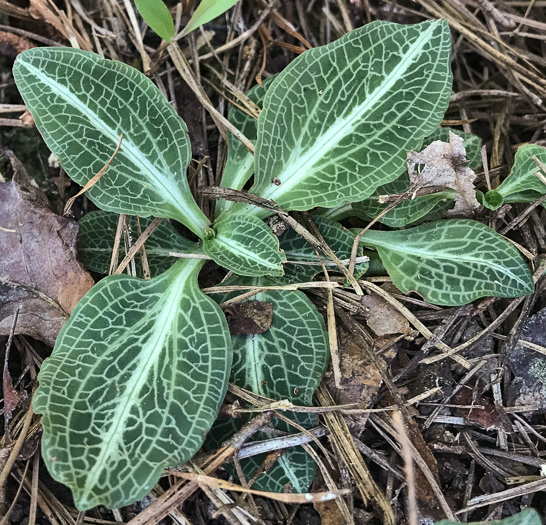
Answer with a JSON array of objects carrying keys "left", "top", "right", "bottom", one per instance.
[{"left": 78, "top": 210, "right": 194, "bottom": 276}]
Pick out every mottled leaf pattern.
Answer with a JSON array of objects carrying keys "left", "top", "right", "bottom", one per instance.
[
  {"left": 33, "top": 256, "right": 232, "bottom": 510},
  {"left": 216, "top": 76, "right": 276, "bottom": 217},
  {"left": 203, "top": 214, "right": 285, "bottom": 276},
  {"left": 13, "top": 48, "right": 209, "bottom": 236},
  {"left": 280, "top": 217, "right": 368, "bottom": 282},
  {"left": 362, "top": 220, "right": 534, "bottom": 306},
  {"left": 208, "top": 277, "right": 328, "bottom": 492},
  {"left": 78, "top": 210, "right": 194, "bottom": 277},
  {"left": 241, "top": 19, "right": 451, "bottom": 216},
  {"left": 209, "top": 412, "right": 318, "bottom": 493},
  {"left": 483, "top": 144, "right": 546, "bottom": 210}
]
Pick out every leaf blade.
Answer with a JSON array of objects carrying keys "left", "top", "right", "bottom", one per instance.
[
  {"left": 247, "top": 19, "right": 452, "bottom": 214},
  {"left": 78, "top": 211, "right": 194, "bottom": 276},
  {"left": 13, "top": 48, "right": 209, "bottom": 236},
  {"left": 135, "top": 0, "right": 175, "bottom": 41},
  {"left": 33, "top": 256, "right": 232, "bottom": 510},
  {"left": 362, "top": 220, "right": 534, "bottom": 305},
  {"left": 180, "top": 0, "right": 239, "bottom": 38},
  {"left": 203, "top": 214, "right": 285, "bottom": 277}
]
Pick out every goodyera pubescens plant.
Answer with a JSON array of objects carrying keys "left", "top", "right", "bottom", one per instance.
[{"left": 13, "top": 19, "right": 534, "bottom": 510}]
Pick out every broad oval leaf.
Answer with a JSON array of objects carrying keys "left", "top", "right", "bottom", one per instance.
[
  {"left": 361, "top": 220, "right": 534, "bottom": 306},
  {"left": 214, "top": 276, "right": 329, "bottom": 404},
  {"left": 244, "top": 19, "right": 452, "bottom": 216},
  {"left": 208, "top": 277, "right": 328, "bottom": 492},
  {"left": 78, "top": 210, "right": 194, "bottom": 277},
  {"left": 33, "top": 256, "right": 232, "bottom": 510},
  {"left": 280, "top": 217, "right": 368, "bottom": 283},
  {"left": 180, "top": 0, "right": 239, "bottom": 38},
  {"left": 13, "top": 48, "right": 210, "bottom": 237},
  {"left": 482, "top": 144, "right": 546, "bottom": 210},
  {"left": 135, "top": 0, "right": 175, "bottom": 42},
  {"left": 203, "top": 214, "right": 285, "bottom": 276},
  {"left": 216, "top": 76, "right": 276, "bottom": 217}
]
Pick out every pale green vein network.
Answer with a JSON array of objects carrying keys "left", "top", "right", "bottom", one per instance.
[
  {"left": 258, "top": 23, "right": 438, "bottom": 202},
  {"left": 33, "top": 256, "right": 232, "bottom": 510},
  {"left": 13, "top": 49, "right": 210, "bottom": 236}
]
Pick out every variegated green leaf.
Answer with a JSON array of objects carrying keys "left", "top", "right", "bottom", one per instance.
[
  {"left": 361, "top": 220, "right": 534, "bottom": 306},
  {"left": 280, "top": 217, "right": 368, "bottom": 283},
  {"left": 214, "top": 276, "right": 329, "bottom": 404},
  {"left": 203, "top": 214, "right": 285, "bottom": 276},
  {"left": 78, "top": 210, "right": 194, "bottom": 277},
  {"left": 216, "top": 76, "right": 276, "bottom": 217},
  {"left": 209, "top": 413, "right": 318, "bottom": 493},
  {"left": 207, "top": 276, "right": 328, "bottom": 492},
  {"left": 33, "top": 255, "right": 232, "bottom": 510},
  {"left": 13, "top": 48, "right": 210, "bottom": 236},
  {"left": 353, "top": 186, "right": 457, "bottom": 227},
  {"left": 239, "top": 19, "right": 452, "bottom": 217},
  {"left": 483, "top": 144, "right": 546, "bottom": 210}
]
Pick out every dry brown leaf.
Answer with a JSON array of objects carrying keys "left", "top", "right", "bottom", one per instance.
[
  {"left": 408, "top": 131, "right": 480, "bottom": 216},
  {"left": 0, "top": 152, "right": 94, "bottom": 346},
  {"left": 360, "top": 294, "right": 410, "bottom": 337}
]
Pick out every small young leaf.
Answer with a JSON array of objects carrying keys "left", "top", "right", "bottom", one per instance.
[
  {"left": 135, "top": 0, "right": 175, "bottom": 42},
  {"left": 33, "top": 255, "right": 232, "bottom": 510},
  {"left": 483, "top": 144, "right": 546, "bottom": 210},
  {"left": 241, "top": 19, "right": 452, "bottom": 217},
  {"left": 78, "top": 210, "right": 194, "bottom": 276},
  {"left": 203, "top": 214, "right": 285, "bottom": 277},
  {"left": 279, "top": 217, "right": 368, "bottom": 283},
  {"left": 361, "top": 220, "right": 534, "bottom": 306},
  {"left": 437, "top": 508, "right": 541, "bottom": 525},
  {"left": 216, "top": 76, "right": 276, "bottom": 217},
  {"left": 480, "top": 189, "right": 504, "bottom": 211},
  {"left": 180, "top": 0, "right": 239, "bottom": 38},
  {"left": 13, "top": 48, "right": 210, "bottom": 237}
]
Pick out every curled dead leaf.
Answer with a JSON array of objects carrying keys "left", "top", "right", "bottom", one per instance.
[{"left": 408, "top": 132, "right": 481, "bottom": 217}]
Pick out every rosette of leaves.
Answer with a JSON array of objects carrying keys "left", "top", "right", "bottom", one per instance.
[{"left": 12, "top": 18, "right": 534, "bottom": 510}]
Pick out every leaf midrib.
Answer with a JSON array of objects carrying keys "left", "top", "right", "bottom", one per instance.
[
  {"left": 19, "top": 59, "right": 206, "bottom": 233},
  {"left": 258, "top": 22, "right": 437, "bottom": 202},
  {"left": 79, "top": 267, "right": 188, "bottom": 503}
]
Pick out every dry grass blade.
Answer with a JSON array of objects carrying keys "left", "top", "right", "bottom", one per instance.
[
  {"left": 316, "top": 384, "right": 395, "bottom": 525},
  {"left": 171, "top": 472, "right": 350, "bottom": 503},
  {"left": 63, "top": 133, "right": 123, "bottom": 215}
]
